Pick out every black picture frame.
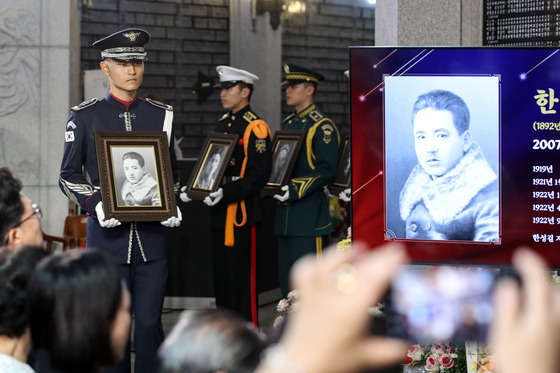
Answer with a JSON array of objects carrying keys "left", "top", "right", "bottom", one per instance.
[
  {"left": 264, "top": 130, "right": 306, "bottom": 194},
  {"left": 330, "top": 135, "right": 351, "bottom": 193},
  {"left": 94, "top": 131, "right": 177, "bottom": 221},
  {"left": 186, "top": 132, "right": 239, "bottom": 200}
]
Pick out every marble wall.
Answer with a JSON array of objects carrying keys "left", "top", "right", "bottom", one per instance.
[
  {"left": 375, "top": 0, "right": 483, "bottom": 46},
  {"left": 0, "top": 0, "right": 80, "bottom": 237}
]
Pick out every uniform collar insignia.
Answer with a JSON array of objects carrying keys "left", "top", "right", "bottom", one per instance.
[
  {"left": 297, "top": 104, "right": 316, "bottom": 119},
  {"left": 309, "top": 110, "right": 323, "bottom": 122}
]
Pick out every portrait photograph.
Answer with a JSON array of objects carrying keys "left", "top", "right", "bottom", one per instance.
[
  {"left": 384, "top": 75, "right": 500, "bottom": 243},
  {"left": 330, "top": 136, "right": 351, "bottom": 192},
  {"left": 269, "top": 140, "right": 295, "bottom": 185},
  {"left": 94, "top": 131, "right": 177, "bottom": 221},
  {"left": 111, "top": 146, "right": 161, "bottom": 207},
  {"left": 186, "top": 133, "right": 238, "bottom": 200},
  {"left": 194, "top": 144, "right": 228, "bottom": 190},
  {"left": 264, "top": 130, "right": 306, "bottom": 193}
]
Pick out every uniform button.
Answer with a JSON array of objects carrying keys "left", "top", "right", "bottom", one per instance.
[
  {"left": 289, "top": 120, "right": 292, "bottom": 124},
  {"left": 231, "top": 115, "right": 236, "bottom": 120},
  {"left": 302, "top": 119, "right": 306, "bottom": 123},
  {"left": 228, "top": 123, "right": 231, "bottom": 127}
]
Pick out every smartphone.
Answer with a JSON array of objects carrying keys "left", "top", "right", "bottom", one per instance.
[{"left": 384, "top": 266, "right": 496, "bottom": 344}]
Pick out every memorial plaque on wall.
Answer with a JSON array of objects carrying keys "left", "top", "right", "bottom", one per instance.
[{"left": 484, "top": 0, "right": 560, "bottom": 46}]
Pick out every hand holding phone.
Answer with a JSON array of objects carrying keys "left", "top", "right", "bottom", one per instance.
[{"left": 385, "top": 266, "right": 496, "bottom": 344}]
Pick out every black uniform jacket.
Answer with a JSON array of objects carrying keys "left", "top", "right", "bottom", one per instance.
[{"left": 209, "top": 105, "right": 272, "bottom": 230}]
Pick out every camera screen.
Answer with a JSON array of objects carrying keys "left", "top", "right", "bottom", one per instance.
[{"left": 385, "top": 266, "right": 496, "bottom": 344}]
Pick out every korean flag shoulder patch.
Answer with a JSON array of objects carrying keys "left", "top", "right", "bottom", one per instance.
[{"left": 65, "top": 131, "right": 75, "bottom": 142}]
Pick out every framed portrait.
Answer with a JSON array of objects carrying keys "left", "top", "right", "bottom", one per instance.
[
  {"left": 330, "top": 135, "right": 351, "bottom": 193},
  {"left": 94, "top": 131, "right": 177, "bottom": 221},
  {"left": 186, "top": 133, "right": 239, "bottom": 200},
  {"left": 264, "top": 130, "right": 306, "bottom": 193}
]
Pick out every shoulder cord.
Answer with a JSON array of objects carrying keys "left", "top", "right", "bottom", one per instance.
[{"left": 224, "top": 120, "right": 271, "bottom": 247}]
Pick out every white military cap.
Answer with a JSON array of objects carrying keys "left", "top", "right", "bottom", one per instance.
[{"left": 215, "top": 65, "right": 259, "bottom": 88}]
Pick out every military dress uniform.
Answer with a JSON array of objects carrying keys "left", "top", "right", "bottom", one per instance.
[
  {"left": 58, "top": 29, "right": 179, "bottom": 373},
  {"left": 274, "top": 64, "right": 340, "bottom": 297},
  {"left": 209, "top": 66, "right": 272, "bottom": 327}
]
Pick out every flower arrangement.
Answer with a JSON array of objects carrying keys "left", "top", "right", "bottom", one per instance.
[
  {"left": 273, "top": 290, "right": 299, "bottom": 328},
  {"left": 336, "top": 227, "right": 352, "bottom": 253},
  {"left": 402, "top": 344, "right": 467, "bottom": 373},
  {"left": 469, "top": 345, "right": 494, "bottom": 373}
]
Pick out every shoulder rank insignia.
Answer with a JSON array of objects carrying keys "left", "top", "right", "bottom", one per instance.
[
  {"left": 219, "top": 113, "right": 230, "bottom": 121},
  {"left": 71, "top": 98, "right": 98, "bottom": 111},
  {"left": 309, "top": 110, "right": 323, "bottom": 122},
  {"left": 145, "top": 98, "right": 173, "bottom": 111},
  {"left": 243, "top": 111, "right": 257, "bottom": 123},
  {"left": 321, "top": 123, "right": 334, "bottom": 144},
  {"left": 255, "top": 138, "right": 266, "bottom": 154}
]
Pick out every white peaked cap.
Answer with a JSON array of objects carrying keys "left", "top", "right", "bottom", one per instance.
[{"left": 216, "top": 65, "right": 259, "bottom": 84}]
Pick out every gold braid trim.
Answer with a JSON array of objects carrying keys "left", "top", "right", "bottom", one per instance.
[
  {"left": 286, "top": 73, "right": 319, "bottom": 83},
  {"left": 305, "top": 118, "right": 334, "bottom": 170}
]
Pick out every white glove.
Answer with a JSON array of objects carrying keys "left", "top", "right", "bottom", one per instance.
[
  {"left": 95, "top": 202, "right": 121, "bottom": 228},
  {"left": 161, "top": 206, "right": 182, "bottom": 227},
  {"left": 324, "top": 185, "right": 335, "bottom": 199},
  {"left": 179, "top": 185, "right": 192, "bottom": 203},
  {"left": 338, "top": 188, "right": 352, "bottom": 202},
  {"left": 273, "top": 185, "right": 290, "bottom": 202},
  {"left": 203, "top": 188, "right": 223, "bottom": 206}
]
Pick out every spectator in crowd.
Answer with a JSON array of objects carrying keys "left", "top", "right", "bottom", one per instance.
[
  {"left": 159, "top": 309, "right": 267, "bottom": 373},
  {"left": 0, "top": 246, "right": 47, "bottom": 373},
  {"left": 0, "top": 167, "right": 43, "bottom": 249},
  {"left": 28, "top": 250, "right": 131, "bottom": 373}
]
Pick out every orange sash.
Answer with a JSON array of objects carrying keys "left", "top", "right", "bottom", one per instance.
[{"left": 224, "top": 119, "right": 271, "bottom": 246}]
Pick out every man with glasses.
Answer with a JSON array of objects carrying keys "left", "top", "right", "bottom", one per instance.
[{"left": 0, "top": 167, "right": 43, "bottom": 248}]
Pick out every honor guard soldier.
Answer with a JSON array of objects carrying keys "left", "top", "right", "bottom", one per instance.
[
  {"left": 274, "top": 63, "right": 340, "bottom": 297},
  {"left": 59, "top": 28, "right": 182, "bottom": 373},
  {"left": 180, "top": 66, "right": 272, "bottom": 327}
]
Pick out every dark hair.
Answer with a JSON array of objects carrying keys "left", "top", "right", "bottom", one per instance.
[
  {"left": 0, "top": 167, "right": 24, "bottom": 242},
  {"left": 27, "top": 250, "right": 124, "bottom": 372},
  {"left": 158, "top": 309, "right": 267, "bottom": 373},
  {"left": 411, "top": 89, "right": 470, "bottom": 134},
  {"left": 238, "top": 82, "right": 254, "bottom": 101},
  {"left": 123, "top": 151, "right": 145, "bottom": 167},
  {"left": 0, "top": 246, "right": 47, "bottom": 338}
]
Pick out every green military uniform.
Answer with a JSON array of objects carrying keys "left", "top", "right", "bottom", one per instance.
[{"left": 274, "top": 64, "right": 340, "bottom": 296}]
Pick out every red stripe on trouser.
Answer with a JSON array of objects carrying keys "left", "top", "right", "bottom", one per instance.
[{"left": 251, "top": 224, "right": 258, "bottom": 328}]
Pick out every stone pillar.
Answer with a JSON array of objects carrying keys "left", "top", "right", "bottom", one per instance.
[
  {"left": 230, "top": 0, "right": 282, "bottom": 131},
  {"left": 375, "top": 0, "right": 483, "bottom": 46},
  {"left": 0, "top": 0, "right": 80, "bottom": 237}
]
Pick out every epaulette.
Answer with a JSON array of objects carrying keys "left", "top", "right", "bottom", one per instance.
[
  {"left": 282, "top": 113, "right": 295, "bottom": 122},
  {"left": 145, "top": 98, "right": 173, "bottom": 111},
  {"left": 71, "top": 98, "right": 98, "bottom": 111},
  {"left": 243, "top": 111, "right": 258, "bottom": 123},
  {"left": 219, "top": 113, "right": 230, "bottom": 121},
  {"left": 309, "top": 110, "right": 324, "bottom": 122}
]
